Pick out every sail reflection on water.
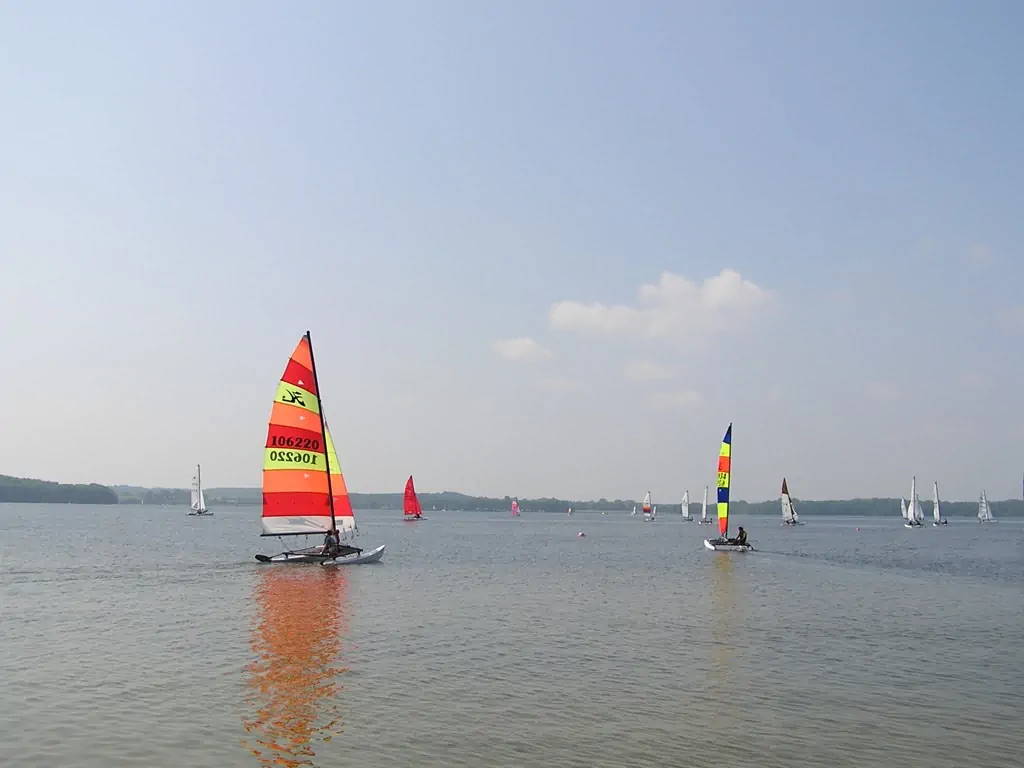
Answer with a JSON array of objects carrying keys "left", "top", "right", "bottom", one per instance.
[{"left": 243, "top": 567, "right": 349, "bottom": 768}]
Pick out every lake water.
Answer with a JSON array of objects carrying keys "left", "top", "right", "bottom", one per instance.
[{"left": 2, "top": 505, "right": 1022, "bottom": 767}]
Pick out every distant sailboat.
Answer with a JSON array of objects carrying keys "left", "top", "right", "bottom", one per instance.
[
  {"left": 188, "top": 464, "right": 212, "bottom": 516},
  {"left": 900, "top": 497, "right": 908, "bottom": 521},
  {"left": 932, "top": 482, "right": 947, "bottom": 526},
  {"left": 780, "top": 478, "right": 801, "bottom": 525},
  {"left": 978, "top": 490, "right": 996, "bottom": 523},
  {"left": 631, "top": 504, "right": 637, "bottom": 517},
  {"left": 641, "top": 491, "right": 654, "bottom": 522},
  {"left": 511, "top": 498, "right": 520, "bottom": 517},
  {"left": 704, "top": 424, "right": 752, "bottom": 551},
  {"left": 254, "top": 332, "right": 385, "bottom": 565},
  {"left": 904, "top": 477, "right": 924, "bottom": 528},
  {"left": 567, "top": 506, "right": 573, "bottom": 516},
  {"left": 680, "top": 490, "right": 692, "bottom": 521},
  {"left": 403, "top": 475, "right": 424, "bottom": 520},
  {"left": 698, "top": 486, "right": 713, "bottom": 524}
]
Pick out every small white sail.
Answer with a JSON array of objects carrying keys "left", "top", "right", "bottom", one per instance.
[
  {"left": 978, "top": 491, "right": 995, "bottom": 522},
  {"left": 909, "top": 477, "right": 924, "bottom": 524},
  {"left": 631, "top": 504, "right": 637, "bottom": 516},
  {"left": 932, "top": 482, "right": 942, "bottom": 524},
  {"left": 780, "top": 478, "right": 799, "bottom": 524},
  {"left": 900, "top": 497, "right": 908, "bottom": 520},
  {"left": 681, "top": 490, "right": 690, "bottom": 519},
  {"left": 190, "top": 464, "right": 208, "bottom": 514}
]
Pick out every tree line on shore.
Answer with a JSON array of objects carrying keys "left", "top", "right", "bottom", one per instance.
[{"left": 3, "top": 475, "right": 1022, "bottom": 516}]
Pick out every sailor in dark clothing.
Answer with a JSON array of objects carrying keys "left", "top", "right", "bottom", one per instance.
[
  {"left": 323, "top": 528, "right": 341, "bottom": 557},
  {"left": 727, "top": 526, "right": 748, "bottom": 546}
]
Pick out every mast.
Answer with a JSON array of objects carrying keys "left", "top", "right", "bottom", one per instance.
[{"left": 305, "top": 330, "right": 337, "bottom": 532}]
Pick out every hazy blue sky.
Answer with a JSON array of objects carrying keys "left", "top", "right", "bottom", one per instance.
[{"left": 2, "top": 1, "right": 1022, "bottom": 501}]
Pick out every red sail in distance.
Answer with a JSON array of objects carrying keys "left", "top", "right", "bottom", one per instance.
[{"left": 403, "top": 476, "right": 422, "bottom": 518}]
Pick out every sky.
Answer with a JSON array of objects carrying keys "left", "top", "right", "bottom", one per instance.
[{"left": 2, "top": 1, "right": 1022, "bottom": 501}]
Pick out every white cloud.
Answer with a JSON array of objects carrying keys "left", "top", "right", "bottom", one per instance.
[
  {"left": 998, "top": 305, "right": 1024, "bottom": 334},
  {"left": 624, "top": 359, "right": 673, "bottom": 381},
  {"left": 549, "top": 269, "right": 771, "bottom": 341},
  {"left": 535, "top": 376, "right": 581, "bottom": 393},
  {"left": 964, "top": 243, "right": 994, "bottom": 267},
  {"left": 865, "top": 381, "right": 902, "bottom": 402},
  {"left": 492, "top": 337, "right": 553, "bottom": 362},
  {"left": 648, "top": 390, "right": 702, "bottom": 411}
]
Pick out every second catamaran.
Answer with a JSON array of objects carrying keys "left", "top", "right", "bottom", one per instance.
[
  {"left": 680, "top": 490, "right": 692, "bottom": 521},
  {"left": 780, "top": 478, "right": 801, "bottom": 525},
  {"left": 188, "top": 464, "right": 212, "bottom": 516},
  {"left": 704, "top": 424, "right": 752, "bottom": 551}
]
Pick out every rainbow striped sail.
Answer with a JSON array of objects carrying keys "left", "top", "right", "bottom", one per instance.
[
  {"left": 716, "top": 424, "right": 732, "bottom": 537},
  {"left": 262, "top": 333, "right": 355, "bottom": 537}
]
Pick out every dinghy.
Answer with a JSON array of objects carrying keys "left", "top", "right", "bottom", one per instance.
[
  {"left": 256, "top": 332, "right": 385, "bottom": 566},
  {"left": 188, "top": 464, "right": 212, "bottom": 516},
  {"left": 697, "top": 486, "right": 713, "bottom": 524},
  {"left": 680, "top": 490, "right": 692, "bottom": 521},
  {"left": 932, "top": 482, "right": 947, "bottom": 526},
  {"left": 641, "top": 491, "right": 654, "bottom": 522},
  {"left": 904, "top": 477, "right": 925, "bottom": 528},
  {"left": 704, "top": 424, "right": 753, "bottom": 552},
  {"left": 977, "top": 490, "right": 997, "bottom": 523},
  {"left": 403, "top": 475, "right": 424, "bottom": 520},
  {"left": 780, "top": 478, "right": 801, "bottom": 525},
  {"left": 511, "top": 498, "right": 520, "bottom": 517}
]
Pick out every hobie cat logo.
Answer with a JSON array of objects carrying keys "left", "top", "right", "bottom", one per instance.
[{"left": 281, "top": 388, "right": 306, "bottom": 406}]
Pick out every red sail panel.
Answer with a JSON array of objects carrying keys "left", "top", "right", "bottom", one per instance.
[{"left": 404, "top": 475, "right": 422, "bottom": 517}]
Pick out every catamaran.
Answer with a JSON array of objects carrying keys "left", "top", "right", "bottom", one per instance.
[
  {"left": 903, "top": 477, "right": 925, "bottom": 528},
  {"left": 780, "top": 478, "right": 801, "bottom": 525},
  {"left": 255, "top": 332, "right": 385, "bottom": 565},
  {"left": 188, "top": 464, "right": 212, "bottom": 516},
  {"left": 680, "top": 490, "right": 692, "bottom": 521},
  {"left": 567, "top": 506, "right": 573, "bottom": 516},
  {"left": 697, "top": 486, "right": 713, "bottom": 524},
  {"left": 704, "top": 424, "right": 752, "bottom": 551},
  {"left": 403, "top": 475, "right": 424, "bottom": 520},
  {"left": 511, "top": 498, "right": 520, "bottom": 516},
  {"left": 978, "top": 490, "right": 997, "bottom": 523},
  {"left": 932, "top": 482, "right": 947, "bottom": 526},
  {"left": 641, "top": 491, "right": 654, "bottom": 521}
]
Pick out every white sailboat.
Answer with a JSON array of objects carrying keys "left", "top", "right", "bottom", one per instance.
[
  {"left": 900, "top": 497, "right": 908, "bottom": 521},
  {"left": 698, "top": 486, "right": 713, "bottom": 524},
  {"left": 680, "top": 490, "right": 692, "bottom": 521},
  {"left": 978, "top": 490, "right": 997, "bottom": 523},
  {"left": 631, "top": 504, "right": 637, "bottom": 517},
  {"left": 932, "top": 482, "right": 947, "bottom": 526},
  {"left": 188, "top": 464, "right": 212, "bottom": 516},
  {"left": 904, "top": 477, "right": 924, "bottom": 527},
  {"left": 780, "top": 478, "right": 801, "bottom": 525}
]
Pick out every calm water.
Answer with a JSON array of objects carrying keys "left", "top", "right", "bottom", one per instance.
[{"left": 2, "top": 505, "right": 1022, "bottom": 767}]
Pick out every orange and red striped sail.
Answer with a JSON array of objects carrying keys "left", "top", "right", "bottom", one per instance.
[
  {"left": 716, "top": 423, "right": 732, "bottom": 536},
  {"left": 403, "top": 475, "right": 422, "bottom": 518},
  {"left": 262, "top": 333, "right": 355, "bottom": 537}
]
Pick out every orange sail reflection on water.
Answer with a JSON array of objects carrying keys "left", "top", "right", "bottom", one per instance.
[{"left": 244, "top": 567, "right": 349, "bottom": 768}]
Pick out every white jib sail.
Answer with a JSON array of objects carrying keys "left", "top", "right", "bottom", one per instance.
[
  {"left": 900, "top": 497, "right": 908, "bottom": 520},
  {"left": 978, "top": 491, "right": 994, "bottom": 521},
  {"left": 681, "top": 490, "right": 690, "bottom": 519},
  {"left": 781, "top": 485, "right": 797, "bottom": 523},
  {"left": 190, "top": 466, "right": 206, "bottom": 512},
  {"left": 933, "top": 482, "right": 941, "bottom": 523},
  {"left": 701, "top": 486, "right": 708, "bottom": 521}
]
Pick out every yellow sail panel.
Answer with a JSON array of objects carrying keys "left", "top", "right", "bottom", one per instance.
[
  {"left": 324, "top": 425, "right": 355, "bottom": 534},
  {"left": 273, "top": 381, "right": 320, "bottom": 415}
]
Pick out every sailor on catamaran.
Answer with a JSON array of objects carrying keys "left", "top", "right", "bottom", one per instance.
[
  {"left": 323, "top": 528, "right": 341, "bottom": 558},
  {"left": 728, "top": 526, "right": 748, "bottom": 546}
]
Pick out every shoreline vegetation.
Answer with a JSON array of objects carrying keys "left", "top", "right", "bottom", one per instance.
[{"left": 1, "top": 474, "right": 1021, "bottom": 516}]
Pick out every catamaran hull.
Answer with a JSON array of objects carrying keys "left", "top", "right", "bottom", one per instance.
[
  {"left": 782, "top": 521, "right": 803, "bottom": 526},
  {"left": 403, "top": 517, "right": 427, "bottom": 521},
  {"left": 703, "top": 539, "right": 752, "bottom": 552},
  {"left": 321, "top": 544, "right": 386, "bottom": 565},
  {"left": 903, "top": 523, "right": 923, "bottom": 528}
]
